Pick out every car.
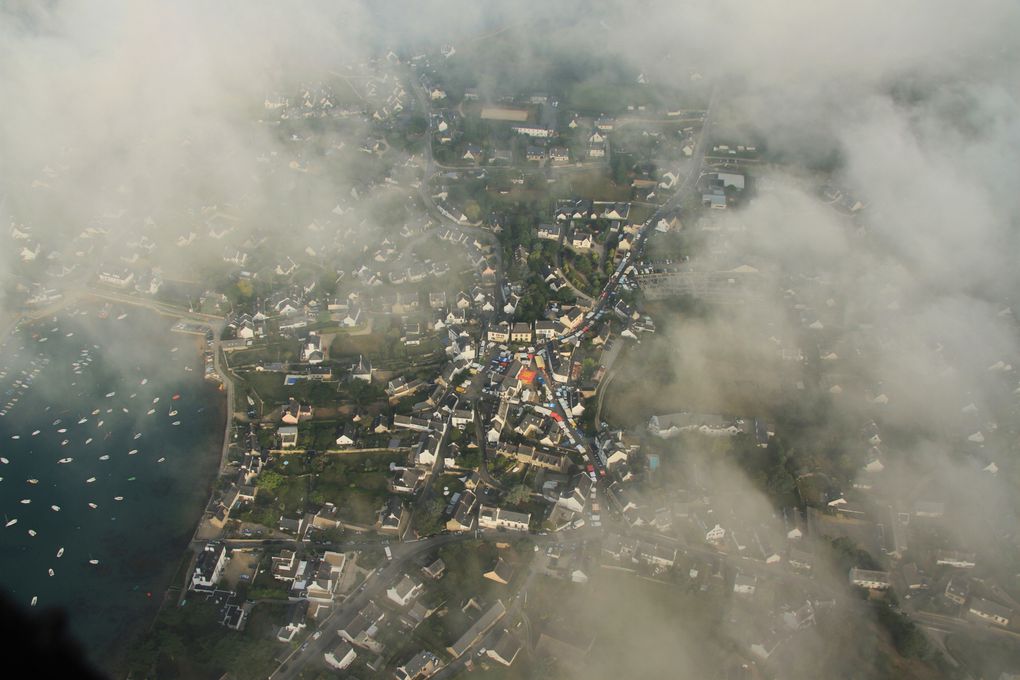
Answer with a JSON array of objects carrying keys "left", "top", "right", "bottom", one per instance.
[{"left": 312, "top": 631, "right": 322, "bottom": 640}]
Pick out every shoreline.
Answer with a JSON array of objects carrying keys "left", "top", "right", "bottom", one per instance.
[{"left": 1, "top": 293, "right": 235, "bottom": 679}]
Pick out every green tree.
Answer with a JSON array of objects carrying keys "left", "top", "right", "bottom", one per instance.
[{"left": 506, "top": 484, "right": 531, "bottom": 506}]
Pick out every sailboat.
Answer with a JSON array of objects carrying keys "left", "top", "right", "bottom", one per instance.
[
  {"left": 48, "top": 569, "right": 54, "bottom": 577},
  {"left": 5, "top": 518, "right": 17, "bottom": 527},
  {"left": 56, "top": 547, "right": 64, "bottom": 558}
]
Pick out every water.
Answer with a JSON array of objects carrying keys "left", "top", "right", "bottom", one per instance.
[{"left": 0, "top": 306, "right": 224, "bottom": 672}]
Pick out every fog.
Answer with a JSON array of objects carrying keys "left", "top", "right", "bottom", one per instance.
[{"left": 3, "top": 1, "right": 1020, "bottom": 679}]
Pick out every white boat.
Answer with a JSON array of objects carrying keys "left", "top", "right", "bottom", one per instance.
[
  {"left": 91, "top": 409, "right": 100, "bottom": 415},
  {"left": 85, "top": 438, "right": 93, "bottom": 445},
  {"left": 57, "top": 428, "right": 67, "bottom": 433},
  {"left": 97, "top": 421, "right": 104, "bottom": 427},
  {"left": 105, "top": 392, "right": 115, "bottom": 398},
  {"left": 114, "top": 496, "right": 124, "bottom": 501},
  {"left": 99, "top": 455, "right": 109, "bottom": 461},
  {"left": 27, "top": 479, "right": 38, "bottom": 484},
  {"left": 31, "top": 430, "right": 40, "bottom": 436},
  {"left": 171, "top": 347, "right": 178, "bottom": 353},
  {"left": 133, "top": 433, "right": 141, "bottom": 440},
  {"left": 88, "top": 503, "right": 97, "bottom": 509},
  {"left": 56, "top": 547, "right": 64, "bottom": 557},
  {"left": 28, "top": 529, "right": 36, "bottom": 536},
  {"left": 31, "top": 596, "right": 37, "bottom": 606},
  {"left": 146, "top": 409, "right": 155, "bottom": 415},
  {"left": 0, "top": 457, "right": 7, "bottom": 464},
  {"left": 48, "top": 569, "right": 54, "bottom": 576},
  {"left": 52, "top": 419, "right": 61, "bottom": 425},
  {"left": 172, "top": 421, "right": 181, "bottom": 426},
  {"left": 20, "top": 499, "right": 30, "bottom": 504},
  {"left": 57, "top": 458, "right": 73, "bottom": 464},
  {"left": 152, "top": 397, "right": 159, "bottom": 404},
  {"left": 140, "top": 378, "right": 148, "bottom": 385},
  {"left": 77, "top": 418, "right": 87, "bottom": 424},
  {"left": 61, "top": 440, "right": 69, "bottom": 446},
  {"left": 122, "top": 408, "right": 129, "bottom": 413},
  {"left": 5, "top": 519, "right": 17, "bottom": 527},
  {"left": 116, "top": 313, "right": 127, "bottom": 320},
  {"left": 89, "top": 559, "right": 98, "bottom": 565},
  {"left": 50, "top": 505, "right": 60, "bottom": 512},
  {"left": 10, "top": 435, "right": 19, "bottom": 440},
  {"left": 168, "top": 410, "right": 178, "bottom": 417},
  {"left": 86, "top": 477, "right": 96, "bottom": 483},
  {"left": 157, "top": 457, "right": 166, "bottom": 463}
]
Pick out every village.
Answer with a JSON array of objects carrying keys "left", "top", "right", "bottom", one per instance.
[{"left": 7, "top": 34, "right": 1020, "bottom": 680}]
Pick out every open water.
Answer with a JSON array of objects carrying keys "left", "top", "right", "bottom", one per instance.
[{"left": 0, "top": 305, "right": 224, "bottom": 672}]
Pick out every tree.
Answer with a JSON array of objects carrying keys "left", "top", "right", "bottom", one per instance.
[
  {"left": 506, "top": 484, "right": 531, "bottom": 506},
  {"left": 258, "top": 470, "right": 285, "bottom": 493}
]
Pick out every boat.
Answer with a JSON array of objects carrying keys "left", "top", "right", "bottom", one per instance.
[
  {"left": 116, "top": 313, "right": 127, "bottom": 320},
  {"left": 171, "top": 348, "right": 178, "bottom": 353},
  {"left": 31, "top": 430, "right": 40, "bottom": 436},
  {"left": 86, "top": 477, "right": 96, "bottom": 483},
  {"left": 105, "top": 392, "right": 115, "bottom": 398},
  {"left": 89, "top": 559, "right": 99, "bottom": 565},
  {"left": 168, "top": 410, "right": 178, "bottom": 417},
  {"left": 61, "top": 440, "right": 69, "bottom": 446},
  {"left": 146, "top": 409, "right": 155, "bottom": 415},
  {"left": 152, "top": 397, "right": 159, "bottom": 404},
  {"left": 28, "top": 529, "right": 36, "bottom": 536},
  {"left": 140, "top": 378, "right": 148, "bottom": 385},
  {"left": 88, "top": 503, "right": 97, "bottom": 509},
  {"left": 157, "top": 457, "right": 166, "bottom": 463},
  {"left": 50, "top": 505, "right": 60, "bottom": 512},
  {"left": 77, "top": 418, "right": 87, "bottom": 424},
  {"left": 91, "top": 409, "right": 100, "bottom": 415},
  {"left": 10, "top": 435, "right": 19, "bottom": 440},
  {"left": 133, "top": 433, "right": 141, "bottom": 439},
  {"left": 56, "top": 547, "right": 64, "bottom": 557},
  {"left": 52, "top": 419, "right": 61, "bottom": 425},
  {"left": 172, "top": 421, "right": 181, "bottom": 426},
  {"left": 0, "top": 457, "right": 7, "bottom": 464},
  {"left": 172, "top": 394, "right": 181, "bottom": 400},
  {"left": 5, "top": 519, "right": 16, "bottom": 527},
  {"left": 122, "top": 408, "right": 129, "bottom": 413},
  {"left": 97, "top": 421, "right": 104, "bottom": 427},
  {"left": 57, "top": 428, "right": 67, "bottom": 433},
  {"left": 114, "top": 496, "right": 124, "bottom": 501},
  {"left": 27, "top": 479, "right": 37, "bottom": 484},
  {"left": 99, "top": 455, "right": 109, "bottom": 461},
  {"left": 48, "top": 569, "right": 54, "bottom": 576},
  {"left": 57, "top": 458, "right": 73, "bottom": 464},
  {"left": 85, "top": 438, "right": 93, "bottom": 445},
  {"left": 31, "top": 596, "right": 37, "bottom": 607},
  {"left": 128, "top": 449, "right": 138, "bottom": 455},
  {"left": 20, "top": 499, "right": 30, "bottom": 504}
]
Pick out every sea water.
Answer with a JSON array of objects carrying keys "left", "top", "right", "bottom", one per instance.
[{"left": 0, "top": 306, "right": 224, "bottom": 672}]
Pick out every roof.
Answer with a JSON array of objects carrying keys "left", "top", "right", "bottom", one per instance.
[{"left": 448, "top": 600, "right": 506, "bottom": 658}]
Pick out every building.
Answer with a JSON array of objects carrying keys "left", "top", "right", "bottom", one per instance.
[
  {"left": 422, "top": 558, "right": 446, "bottom": 580},
  {"left": 733, "top": 572, "right": 758, "bottom": 595},
  {"left": 324, "top": 640, "right": 357, "bottom": 670},
  {"left": 945, "top": 576, "right": 970, "bottom": 605},
  {"left": 394, "top": 650, "right": 442, "bottom": 680},
  {"left": 486, "top": 629, "right": 523, "bottom": 666},
  {"left": 387, "top": 574, "right": 424, "bottom": 607},
  {"left": 510, "top": 322, "right": 533, "bottom": 344},
  {"left": 849, "top": 568, "right": 891, "bottom": 590},
  {"left": 484, "top": 557, "right": 514, "bottom": 585},
  {"left": 968, "top": 598, "right": 1012, "bottom": 627},
  {"left": 487, "top": 321, "right": 510, "bottom": 343},
  {"left": 478, "top": 505, "right": 531, "bottom": 532},
  {"left": 935, "top": 550, "right": 977, "bottom": 569},
  {"left": 279, "top": 425, "right": 299, "bottom": 448},
  {"left": 447, "top": 600, "right": 506, "bottom": 658},
  {"left": 190, "top": 542, "right": 227, "bottom": 590}
]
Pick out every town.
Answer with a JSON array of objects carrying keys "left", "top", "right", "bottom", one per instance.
[{"left": 6, "top": 30, "right": 1020, "bottom": 680}]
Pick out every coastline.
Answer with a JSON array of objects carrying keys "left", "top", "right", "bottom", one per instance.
[{"left": 0, "top": 290, "right": 234, "bottom": 679}]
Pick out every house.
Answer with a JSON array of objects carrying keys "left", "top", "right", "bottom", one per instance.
[
  {"left": 279, "top": 426, "right": 299, "bottom": 448},
  {"left": 462, "top": 144, "right": 483, "bottom": 162},
  {"left": 510, "top": 322, "right": 533, "bottom": 344},
  {"left": 447, "top": 600, "right": 506, "bottom": 658},
  {"left": 570, "top": 230, "right": 593, "bottom": 250},
  {"left": 394, "top": 650, "right": 442, "bottom": 680},
  {"left": 338, "top": 601, "right": 386, "bottom": 650},
  {"left": 733, "top": 572, "right": 757, "bottom": 595},
  {"left": 535, "top": 320, "right": 561, "bottom": 339},
  {"left": 548, "top": 146, "right": 570, "bottom": 164},
  {"left": 351, "top": 355, "right": 374, "bottom": 382},
  {"left": 484, "top": 557, "right": 515, "bottom": 585},
  {"left": 849, "top": 568, "right": 891, "bottom": 590},
  {"left": 282, "top": 400, "right": 312, "bottom": 425},
  {"left": 536, "top": 223, "right": 561, "bottom": 241},
  {"left": 278, "top": 516, "right": 305, "bottom": 535},
  {"left": 486, "top": 629, "right": 523, "bottom": 666},
  {"left": 324, "top": 640, "right": 357, "bottom": 670},
  {"left": 935, "top": 550, "right": 976, "bottom": 569},
  {"left": 446, "top": 490, "right": 478, "bottom": 532},
  {"left": 379, "top": 496, "right": 407, "bottom": 534},
  {"left": 559, "top": 306, "right": 585, "bottom": 330},
  {"left": 602, "top": 202, "right": 630, "bottom": 221},
  {"left": 968, "top": 597, "right": 1012, "bottom": 627},
  {"left": 335, "top": 422, "right": 358, "bottom": 447},
  {"left": 945, "top": 576, "right": 970, "bottom": 605},
  {"left": 525, "top": 145, "right": 545, "bottom": 162},
  {"left": 387, "top": 574, "right": 424, "bottom": 607},
  {"left": 422, "top": 558, "right": 446, "bottom": 580},
  {"left": 272, "top": 550, "right": 299, "bottom": 581},
  {"left": 478, "top": 505, "right": 531, "bottom": 532},
  {"left": 301, "top": 332, "right": 324, "bottom": 364},
  {"left": 390, "top": 467, "right": 425, "bottom": 494},
  {"left": 276, "top": 601, "right": 309, "bottom": 642},
  {"left": 190, "top": 542, "right": 227, "bottom": 590},
  {"left": 487, "top": 321, "right": 510, "bottom": 343}
]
